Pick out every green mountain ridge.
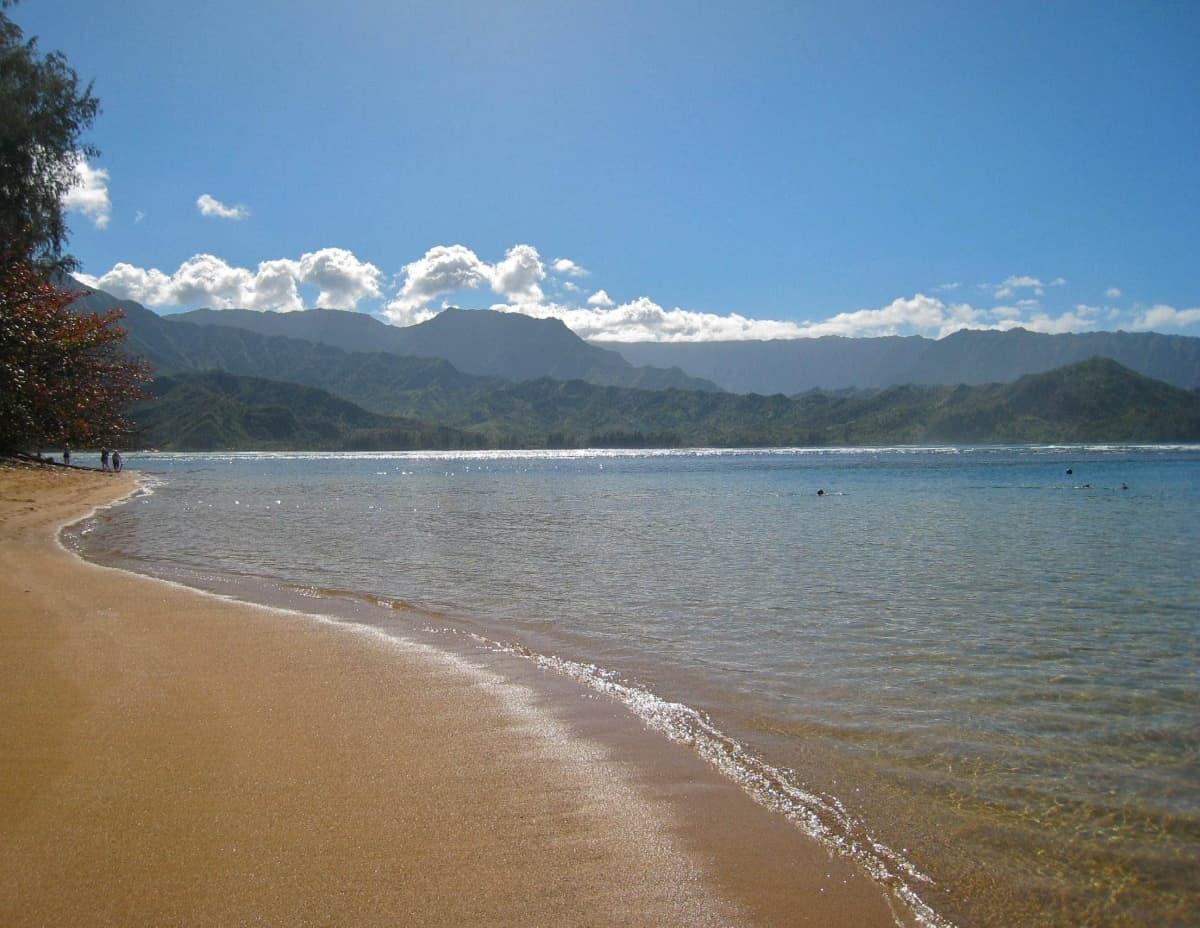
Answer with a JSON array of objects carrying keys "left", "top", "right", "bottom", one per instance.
[
  {"left": 132, "top": 372, "right": 483, "bottom": 450},
  {"left": 130, "top": 359, "right": 1200, "bottom": 450}
]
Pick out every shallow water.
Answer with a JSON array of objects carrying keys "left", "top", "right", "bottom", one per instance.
[{"left": 70, "top": 446, "right": 1200, "bottom": 927}]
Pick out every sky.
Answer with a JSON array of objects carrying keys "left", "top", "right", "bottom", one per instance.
[{"left": 17, "top": 0, "right": 1200, "bottom": 341}]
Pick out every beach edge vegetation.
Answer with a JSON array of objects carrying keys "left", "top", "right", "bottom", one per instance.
[{"left": 0, "top": 2, "right": 150, "bottom": 453}]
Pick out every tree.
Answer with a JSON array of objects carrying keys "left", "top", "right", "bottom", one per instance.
[
  {"left": 1, "top": 1, "right": 99, "bottom": 271},
  {"left": 0, "top": 259, "right": 150, "bottom": 451},
  {"left": 0, "top": 4, "right": 149, "bottom": 453}
]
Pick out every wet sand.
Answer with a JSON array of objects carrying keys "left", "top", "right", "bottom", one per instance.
[{"left": 0, "top": 462, "right": 901, "bottom": 927}]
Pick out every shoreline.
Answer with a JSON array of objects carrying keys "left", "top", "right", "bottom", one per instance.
[{"left": 0, "top": 462, "right": 905, "bottom": 927}]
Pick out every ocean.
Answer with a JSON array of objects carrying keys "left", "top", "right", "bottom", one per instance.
[{"left": 68, "top": 445, "right": 1199, "bottom": 927}]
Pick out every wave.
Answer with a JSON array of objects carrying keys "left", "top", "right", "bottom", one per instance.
[{"left": 412, "top": 622, "right": 956, "bottom": 928}]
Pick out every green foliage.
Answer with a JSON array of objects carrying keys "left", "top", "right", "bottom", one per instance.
[
  {"left": 1, "top": 5, "right": 99, "bottom": 271},
  {"left": 130, "top": 359, "right": 1200, "bottom": 450},
  {"left": 131, "top": 371, "right": 484, "bottom": 451}
]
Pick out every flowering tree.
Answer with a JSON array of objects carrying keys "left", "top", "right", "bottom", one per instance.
[{"left": 0, "top": 258, "right": 150, "bottom": 452}]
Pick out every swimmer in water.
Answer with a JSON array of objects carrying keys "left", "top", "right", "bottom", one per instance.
[{"left": 817, "top": 489, "right": 825, "bottom": 496}]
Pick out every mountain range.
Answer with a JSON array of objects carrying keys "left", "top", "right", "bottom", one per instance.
[
  {"left": 63, "top": 281, "right": 1200, "bottom": 448},
  {"left": 132, "top": 359, "right": 1200, "bottom": 450},
  {"left": 75, "top": 277, "right": 1200, "bottom": 399},
  {"left": 599, "top": 327, "right": 1200, "bottom": 393},
  {"left": 171, "top": 306, "right": 719, "bottom": 392}
]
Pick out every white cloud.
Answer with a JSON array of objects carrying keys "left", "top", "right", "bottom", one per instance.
[
  {"left": 385, "top": 242, "right": 548, "bottom": 322},
  {"left": 78, "top": 239, "right": 1196, "bottom": 340},
  {"left": 296, "top": 247, "right": 382, "bottom": 309},
  {"left": 796, "top": 294, "right": 988, "bottom": 339},
  {"left": 196, "top": 193, "right": 249, "bottom": 220},
  {"left": 1105, "top": 286, "right": 1122, "bottom": 299},
  {"left": 61, "top": 153, "right": 111, "bottom": 229},
  {"left": 1009, "top": 311, "right": 1097, "bottom": 335},
  {"left": 75, "top": 263, "right": 171, "bottom": 303},
  {"left": 491, "top": 244, "right": 546, "bottom": 303},
  {"left": 492, "top": 289, "right": 1115, "bottom": 342},
  {"left": 551, "top": 257, "right": 589, "bottom": 277},
  {"left": 134, "top": 210, "right": 145, "bottom": 223},
  {"left": 1050, "top": 277, "right": 1066, "bottom": 287},
  {"left": 1131, "top": 304, "right": 1200, "bottom": 330},
  {"left": 104, "top": 254, "right": 294, "bottom": 311},
  {"left": 994, "top": 275, "right": 1044, "bottom": 300},
  {"left": 494, "top": 296, "right": 810, "bottom": 342},
  {"left": 385, "top": 244, "right": 493, "bottom": 323},
  {"left": 77, "top": 249, "right": 382, "bottom": 313},
  {"left": 932, "top": 281, "right": 961, "bottom": 292}
]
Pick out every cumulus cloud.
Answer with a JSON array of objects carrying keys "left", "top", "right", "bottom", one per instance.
[
  {"left": 297, "top": 248, "right": 383, "bottom": 309},
  {"left": 1012, "top": 310, "right": 1097, "bottom": 335},
  {"left": 551, "top": 257, "right": 589, "bottom": 277},
  {"left": 491, "top": 244, "right": 546, "bottom": 302},
  {"left": 80, "top": 254, "right": 296, "bottom": 311},
  {"left": 1131, "top": 304, "right": 1200, "bottom": 330},
  {"left": 77, "top": 239, "right": 1196, "bottom": 340},
  {"left": 384, "top": 243, "right": 549, "bottom": 323},
  {"left": 1105, "top": 286, "right": 1122, "bottom": 299},
  {"left": 77, "top": 248, "right": 382, "bottom": 313},
  {"left": 197, "top": 193, "right": 249, "bottom": 220},
  {"left": 794, "top": 294, "right": 989, "bottom": 339},
  {"left": 491, "top": 290, "right": 1113, "bottom": 342},
  {"left": 385, "top": 244, "right": 493, "bottom": 323},
  {"left": 61, "top": 153, "right": 111, "bottom": 229},
  {"left": 493, "top": 296, "right": 808, "bottom": 342}
]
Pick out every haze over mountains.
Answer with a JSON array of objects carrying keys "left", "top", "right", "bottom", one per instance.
[{"left": 600, "top": 328, "right": 1200, "bottom": 394}]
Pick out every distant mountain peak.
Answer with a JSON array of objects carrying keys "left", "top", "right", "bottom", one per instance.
[{"left": 169, "top": 304, "right": 721, "bottom": 392}]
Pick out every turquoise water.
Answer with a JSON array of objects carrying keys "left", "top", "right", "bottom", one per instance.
[{"left": 71, "top": 446, "right": 1200, "bottom": 927}]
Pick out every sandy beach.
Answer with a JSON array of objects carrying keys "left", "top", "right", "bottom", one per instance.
[{"left": 0, "top": 462, "right": 902, "bottom": 927}]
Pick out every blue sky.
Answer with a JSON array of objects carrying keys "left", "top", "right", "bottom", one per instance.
[{"left": 19, "top": 0, "right": 1200, "bottom": 340}]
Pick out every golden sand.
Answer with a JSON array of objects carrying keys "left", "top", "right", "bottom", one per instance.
[{"left": 0, "top": 462, "right": 899, "bottom": 927}]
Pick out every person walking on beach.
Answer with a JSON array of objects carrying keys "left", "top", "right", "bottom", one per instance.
[
  {"left": 112, "top": 450, "right": 123, "bottom": 473},
  {"left": 62, "top": 445, "right": 70, "bottom": 466},
  {"left": 100, "top": 447, "right": 110, "bottom": 471}
]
